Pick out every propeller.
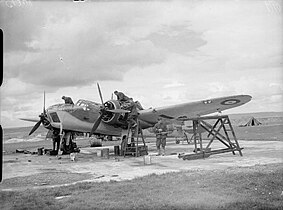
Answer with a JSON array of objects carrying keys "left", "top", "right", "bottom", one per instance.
[
  {"left": 29, "top": 91, "right": 49, "bottom": 136},
  {"left": 89, "top": 83, "right": 129, "bottom": 136},
  {"left": 97, "top": 83, "right": 104, "bottom": 105},
  {"left": 29, "top": 114, "right": 45, "bottom": 135},
  {"left": 90, "top": 113, "right": 104, "bottom": 136},
  {"left": 43, "top": 90, "right": 46, "bottom": 115},
  {"left": 90, "top": 84, "right": 105, "bottom": 136}
]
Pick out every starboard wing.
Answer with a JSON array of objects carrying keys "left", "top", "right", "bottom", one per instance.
[{"left": 138, "top": 95, "right": 252, "bottom": 125}]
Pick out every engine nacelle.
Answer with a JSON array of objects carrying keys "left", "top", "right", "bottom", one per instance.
[{"left": 101, "top": 100, "right": 127, "bottom": 125}]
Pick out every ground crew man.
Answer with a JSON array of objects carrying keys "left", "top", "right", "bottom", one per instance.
[
  {"left": 127, "top": 99, "right": 139, "bottom": 142},
  {"left": 135, "top": 100, "right": 144, "bottom": 110},
  {"left": 62, "top": 96, "right": 74, "bottom": 105},
  {"left": 153, "top": 118, "right": 168, "bottom": 156},
  {"left": 114, "top": 91, "right": 130, "bottom": 102},
  {"left": 127, "top": 99, "right": 138, "bottom": 128}
]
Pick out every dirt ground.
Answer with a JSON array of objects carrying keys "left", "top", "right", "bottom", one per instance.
[{"left": 1, "top": 137, "right": 283, "bottom": 191}]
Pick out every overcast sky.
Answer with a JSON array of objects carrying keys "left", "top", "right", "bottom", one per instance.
[{"left": 1, "top": 0, "right": 282, "bottom": 128}]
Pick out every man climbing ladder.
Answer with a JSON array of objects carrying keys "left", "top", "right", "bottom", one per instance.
[{"left": 121, "top": 120, "right": 148, "bottom": 157}]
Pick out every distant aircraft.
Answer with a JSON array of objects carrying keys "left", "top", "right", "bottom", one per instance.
[{"left": 21, "top": 83, "right": 252, "bottom": 154}]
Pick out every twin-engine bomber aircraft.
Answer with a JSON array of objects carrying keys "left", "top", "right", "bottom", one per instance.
[{"left": 21, "top": 84, "right": 252, "bottom": 154}]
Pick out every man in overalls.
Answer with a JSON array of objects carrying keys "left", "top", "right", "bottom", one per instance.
[
  {"left": 114, "top": 91, "right": 130, "bottom": 103},
  {"left": 62, "top": 96, "right": 74, "bottom": 105},
  {"left": 153, "top": 118, "right": 168, "bottom": 156}
]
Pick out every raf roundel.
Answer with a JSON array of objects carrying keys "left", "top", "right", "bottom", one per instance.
[{"left": 220, "top": 99, "right": 241, "bottom": 105}]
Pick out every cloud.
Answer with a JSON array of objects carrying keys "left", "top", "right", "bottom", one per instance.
[
  {"left": 1, "top": 1, "right": 282, "bottom": 127},
  {"left": 184, "top": 1, "right": 282, "bottom": 75},
  {"left": 163, "top": 82, "right": 185, "bottom": 89},
  {"left": 2, "top": 2, "right": 169, "bottom": 89},
  {"left": 0, "top": 78, "right": 46, "bottom": 119},
  {"left": 146, "top": 24, "right": 207, "bottom": 54}
]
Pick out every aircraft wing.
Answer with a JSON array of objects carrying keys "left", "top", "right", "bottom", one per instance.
[{"left": 138, "top": 95, "right": 252, "bottom": 125}]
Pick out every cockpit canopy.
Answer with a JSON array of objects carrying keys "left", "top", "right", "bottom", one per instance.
[{"left": 76, "top": 99, "right": 101, "bottom": 111}]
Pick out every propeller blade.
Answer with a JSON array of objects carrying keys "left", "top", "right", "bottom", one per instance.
[
  {"left": 43, "top": 91, "right": 46, "bottom": 115},
  {"left": 106, "top": 109, "right": 130, "bottom": 113},
  {"left": 29, "top": 120, "right": 42, "bottom": 136},
  {"left": 20, "top": 118, "right": 40, "bottom": 123},
  {"left": 97, "top": 83, "right": 104, "bottom": 105},
  {"left": 90, "top": 114, "right": 103, "bottom": 136}
]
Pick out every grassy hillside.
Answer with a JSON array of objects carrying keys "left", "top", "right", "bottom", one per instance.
[
  {"left": 229, "top": 111, "right": 283, "bottom": 118},
  {"left": 228, "top": 112, "right": 283, "bottom": 126},
  {"left": 3, "top": 126, "right": 47, "bottom": 140}
]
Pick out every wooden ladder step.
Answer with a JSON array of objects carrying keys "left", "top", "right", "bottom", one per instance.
[{"left": 123, "top": 120, "right": 148, "bottom": 157}]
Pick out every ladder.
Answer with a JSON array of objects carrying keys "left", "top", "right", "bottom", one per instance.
[{"left": 122, "top": 120, "right": 148, "bottom": 157}]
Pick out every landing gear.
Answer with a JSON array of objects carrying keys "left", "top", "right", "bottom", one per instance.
[
  {"left": 52, "top": 130, "right": 61, "bottom": 155},
  {"left": 60, "top": 132, "right": 79, "bottom": 154}
]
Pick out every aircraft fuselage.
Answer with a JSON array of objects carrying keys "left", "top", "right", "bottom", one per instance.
[{"left": 44, "top": 99, "right": 154, "bottom": 136}]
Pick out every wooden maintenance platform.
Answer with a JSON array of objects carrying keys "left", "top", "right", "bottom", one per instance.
[
  {"left": 178, "top": 115, "right": 243, "bottom": 160},
  {"left": 121, "top": 120, "right": 148, "bottom": 157}
]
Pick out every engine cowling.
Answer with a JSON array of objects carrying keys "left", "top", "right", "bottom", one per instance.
[{"left": 101, "top": 100, "right": 127, "bottom": 125}]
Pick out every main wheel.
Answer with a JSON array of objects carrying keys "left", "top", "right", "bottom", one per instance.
[
  {"left": 60, "top": 132, "right": 74, "bottom": 154},
  {"left": 61, "top": 139, "right": 73, "bottom": 154}
]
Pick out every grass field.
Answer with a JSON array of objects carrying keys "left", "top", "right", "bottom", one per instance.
[{"left": 1, "top": 163, "right": 282, "bottom": 210}]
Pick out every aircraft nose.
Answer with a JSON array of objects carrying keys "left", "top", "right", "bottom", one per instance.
[{"left": 49, "top": 111, "right": 61, "bottom": 123}]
